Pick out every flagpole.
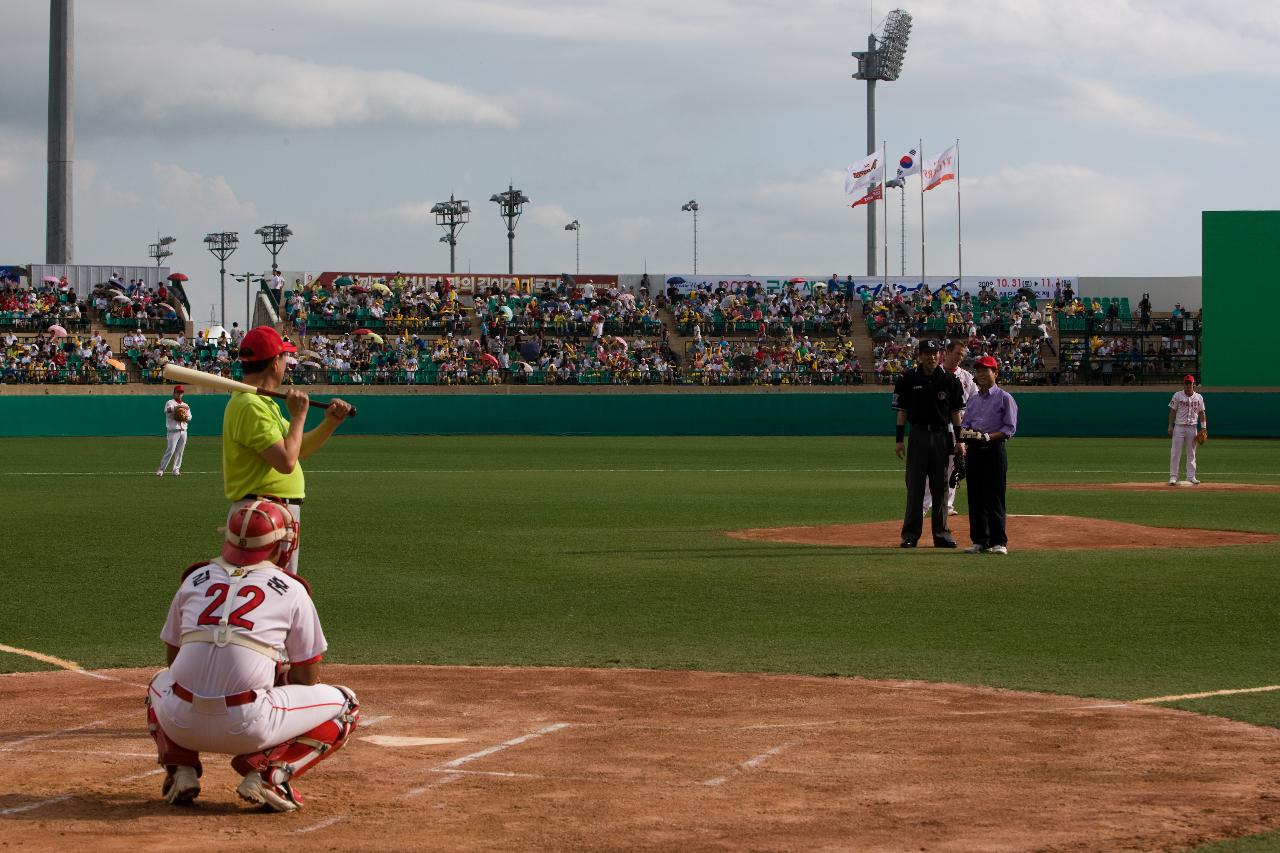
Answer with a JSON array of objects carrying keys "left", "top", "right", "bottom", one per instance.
[
  {"left": 882, "top": 139, "right": 888, "bottom": 290},
  {"left": 919, "top": 137, "right": 926, "bottom": 284},
  {"left": 956, "top": 138, "right": 963, "bottom": 295}
]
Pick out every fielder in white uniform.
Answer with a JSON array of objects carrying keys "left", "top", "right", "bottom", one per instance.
[
  {"left": 1168, "top": 375, "right": 1207, "bottom": 485},
  {"left": 146, "top": 499, "right": 360, "bottom": 811},
  {"left": 925, "top": 340, "right": 979, "bottom": 515},
  {"left": 157, "top": 386, "right": 190, "bottom": 477}
]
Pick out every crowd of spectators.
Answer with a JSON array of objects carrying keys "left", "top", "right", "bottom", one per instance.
[
  {"left": 1, "top": 274, "right": 87, "bottom": 331},
  {"left": 672, "top": 281, "right": 854, "bottom": 338},
  {"left": 94, "top": 273, "right": 181, "bottom": 330},
  {"left": 0, "top": 330, "right": 125, "bottom": 384},
  {"left": 284, "top": 275, "right": 470, "bottom": 337},
  {"left": 683, "top": 334, "right": 864, "bottom": 385},
  {"left": 474, "top": 281, "right": 663, "bottom": 340}
]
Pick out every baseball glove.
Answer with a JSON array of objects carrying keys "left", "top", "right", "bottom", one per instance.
[
  {"left": 959, "top": 427, "right": 989, "bottom": 443},
  {"left": 173, "top": 405, "right": 190, "bottom": 423},
  {"left": 949, "top": 451, "right": 967, "bottom": 488},
  {"left": 1196, "top": 429, "right": 1207, "bottom": 446}
]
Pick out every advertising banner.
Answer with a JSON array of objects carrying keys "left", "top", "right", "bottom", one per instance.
[
  {"left": 296, "top": 272, "right": 617, "bottom": 298},
  {"left": 662, "top": 274, "right": 1076, "bottom": 301}
]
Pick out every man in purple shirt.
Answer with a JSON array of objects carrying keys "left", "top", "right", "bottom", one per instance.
[{"left": 957, "top": 355, "right": 1018, "bottom": 555}]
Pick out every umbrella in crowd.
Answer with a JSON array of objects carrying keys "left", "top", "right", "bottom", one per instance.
[
  {"left": 666, "top": 276, "right": 686, "bottom": 285},
  {"left": 498, "top": 305, "right": 514, "bottom": 321},
  {"left": 298, "top": 349, "right": 319, "bottom": 358},
  {"left": 167, "top": 272, "right": 189, "bottom": 282},
  {"left": 300, "top": 360, "right": 323, "bottom": 370},
  {"left": 112, "top": 294, "right": 131, "bottom": 303},
  {"left": 480, "top": 352, "right": 500, "bottom": 368},
  {"left": 519, "top": 339, "right": 542, "bottom": 361},
  {"left": 47, "top": 324, "right": 68, "bottom": 337},
  {"left": 371, "top": 282, "right": 392, "bottom": 295},
  {"left": 156, "top": 338, "right": 180, "bottom": 347},
  {"left": 789, "top": 277, "right": 808, "bottom": 284},
  {"left": 353, "top": 328, "right": 383, "bottom": 344},
  {"left": 351, "top": 285, "right": 369, "bottom": 294},
  {"left": 42, "top": 275, "right": 60, "bottom": 284},
  {"left": 106, "top": 358, "right": 128, "bottom": 371},
  {"left": 334, "top": 276, "right": 354, "bottom": 287}
]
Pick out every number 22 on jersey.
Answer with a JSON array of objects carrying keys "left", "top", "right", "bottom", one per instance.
[{"left": 196, "top": 583, "right": 266, "bottom": 630}]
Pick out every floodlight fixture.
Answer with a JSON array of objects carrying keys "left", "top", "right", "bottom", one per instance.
[
  {"left": 680, "top": 200, "right": 700, "bottom": 274},
  {"left": 204, "top": 231, "right": 239, "bottom": 328},
  {"left": 254, "top": 223, "right": 293, "bottom": 273},
  {"left": 851, "top": 8, "right": 912, "bottom": 277},
  {"left": 564, "top": 219, "right": 581, "bottom": 275},
  {"left": 433, "top": 195, "right": 470, "bottom": 273},
  {"left": 491, "top": 184, "right": 530, "bottom": 274},
  {"left": 148, "top": 234, "right": 176, "bottom": 271}
]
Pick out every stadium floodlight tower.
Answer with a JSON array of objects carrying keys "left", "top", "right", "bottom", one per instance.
[
  {"left": 489, "top": 184, "right": 530, "bottom": 275},
  {"left": 254, "top": 223, "right": 293, "bottom": 273},
  {"left": 851, "top": 7, "right": 911, "bottom": 277},
  {"left": 203, "top": 231, "right": 239, "bottom": 328},
  {"left": 431, "top": 195, "right": 470, "bottom": 273},
  {"left": 564, "top": 219, "right": 581, "bottom": 275},
  {"left": 148, "top": 234, "right": 176, "bottom": 273},
  {"left": 680, "top": 200, "right": 699, "bottom": 275}
]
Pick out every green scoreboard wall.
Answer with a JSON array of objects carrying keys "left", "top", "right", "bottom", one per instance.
[{"left": 1203, "top": 210, "right": 1279, "bottom": 387}]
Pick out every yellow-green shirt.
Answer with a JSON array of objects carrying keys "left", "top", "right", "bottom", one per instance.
[{"left": 222, "top": 392, "right": 305, "bottom": 501}]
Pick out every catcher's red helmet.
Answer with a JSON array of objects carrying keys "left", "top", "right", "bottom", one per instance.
[{"left": 222, "top": 499, "right": 297, "bottom": 568}]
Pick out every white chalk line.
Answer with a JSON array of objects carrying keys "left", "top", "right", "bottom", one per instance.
[
  {"left": 360, "top": 714, "right": 392, "bottom": 728},
  {"left": 0, "top": 643, "right": 150, "bottom": 689},
  {"left": 701, "top": 742, "right": 792, "bottom": 787},
  {"left": 1132, "top": 684, "right": 1280, "bottom": 704},
  {"left": 296, "top": 814, "right": 351, "bottom": 834},
  {"left": 0, "top": 795, "right": 74, "bottom": 816},
  {"left": 401, "top": 723, "right": 571, "bottom": 799},
  {"left": 0, "top": 718, "right": 114, "bottom": 752}
]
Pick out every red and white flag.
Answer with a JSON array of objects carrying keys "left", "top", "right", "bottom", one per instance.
[
  {"left": 844, "top": 147, "right": 885, "bottom": 196},
  {"left": 850, "top": 183, "right": 883, "bottom": 208},
  {"left": 922, "top": 144, "right": 957, "bottom": 192}
]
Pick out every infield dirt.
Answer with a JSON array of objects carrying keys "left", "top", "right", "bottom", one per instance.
[{"left": 4, "top": 665, "right": 1280, "bottom": 851}]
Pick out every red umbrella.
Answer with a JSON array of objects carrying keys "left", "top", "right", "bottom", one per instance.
[
  {"left": 480, "top": 352, "right": 499, "bottom": 367},
  {"left": 42, "top": 275, "right": 60, "bottom": 284},
  {"left": 350, "top": 285, "right": 370, "bottom": 294},
  {"left": 353, "top": 328, "right": 373, "bottom": 335},
  {"left": 788, "top": 277, "right": 808, "bottom": 284},
  {"left": 167, "top": 272, "right": 189, "bottom": 282},
  {"left": 48, "top": 324, "right": 68, "bottom": 337}
]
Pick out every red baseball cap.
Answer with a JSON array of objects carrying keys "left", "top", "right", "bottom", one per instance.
[
  {"left": 975, "top": 355, "right": 999, "bottom": 369},
  {"left": 1183, "top": 375, "right": 1196, "bottom": 383},
  {"left": 173, "top": 385, "right": 184, "bottom": 393},
  {"left": 239, "top": 325, "right": 296, "bottom": 361}
]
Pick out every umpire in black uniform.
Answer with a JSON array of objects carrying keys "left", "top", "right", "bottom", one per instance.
[{"left": 893, "top": 338, "right": 965, "bottom": 548}]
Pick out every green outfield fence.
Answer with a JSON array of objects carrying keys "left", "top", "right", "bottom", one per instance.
[{"left": 1, "top": 391, "right": 1278, "bottom": 437}]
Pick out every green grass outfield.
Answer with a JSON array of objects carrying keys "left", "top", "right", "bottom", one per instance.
[{"left": 4, "top": 435, "right": 1280, "bottom": 848}]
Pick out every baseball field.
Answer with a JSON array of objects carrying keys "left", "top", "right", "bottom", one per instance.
[{"left": 4, "top": 433, "right": 1280, "bottom": 850}]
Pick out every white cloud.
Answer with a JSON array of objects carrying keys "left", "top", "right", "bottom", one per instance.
[
  {"left": 1045, "top": 78, "right": 1232, "bottom": 144},
  {"left": 152, "top": 164, "right": 260, "bottom": 221},
  {"left": 529, "top": 203, "right": 574, "bottom": 229},
  {"left": 80, "top": 42, "right": 517, "bottom": 131}
]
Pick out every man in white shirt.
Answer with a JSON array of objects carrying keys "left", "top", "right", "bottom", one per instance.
[
  {"left": 157, "top": 386, "right": 190, "bottom": 477},
  {"left": 145, "top": 499, "right": 359, "bottom": 811},
  {"left": 1168, "top": 375, "right": 1208, "bottom": 485}
]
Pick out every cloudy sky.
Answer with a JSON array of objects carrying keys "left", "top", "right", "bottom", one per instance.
[{"left": 2, "top": 0, "right": 1275, "bottom": 325}]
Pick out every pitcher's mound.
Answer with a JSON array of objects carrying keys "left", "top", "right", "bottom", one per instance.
[{"left": 728, "top": 515, "right": 1278, "bottom": 550}]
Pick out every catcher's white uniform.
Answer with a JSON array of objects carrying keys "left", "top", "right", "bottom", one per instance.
[
  {"left": 158, "top": 398, "right": 189, "bottom": 476},
  {"left": 150, "top": 559, "right": 347, "bottom": 759},
  {"left": 1169, "top": 390, "right": 1207, "bottom": 483}
]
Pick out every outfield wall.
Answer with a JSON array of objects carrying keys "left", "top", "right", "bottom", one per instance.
[{"left": 2, "top": 392, "right": 1277, "bottom": 438}]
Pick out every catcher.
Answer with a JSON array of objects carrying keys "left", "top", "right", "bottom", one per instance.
[
  {"left": 145, "top": 499, "right": 360, "bottom": 811},
  {"left": 157, "top": 385, "right": 190, "bottom": 478}
]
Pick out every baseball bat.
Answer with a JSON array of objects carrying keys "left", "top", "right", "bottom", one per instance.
[{"left": 161, "top": 363, "right": 357, "bottom": 418}]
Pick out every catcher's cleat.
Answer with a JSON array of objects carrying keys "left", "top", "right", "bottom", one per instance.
[
  {"left": 237, "top": 771, "right": 303, "bottom": 812},
  {"left": 162, "top": 765, "right": 200, "bottom": 806}
]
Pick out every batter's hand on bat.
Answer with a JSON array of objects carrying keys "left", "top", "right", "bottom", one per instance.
[
  {"left": 284, "top": 389, "right": 310, "bottom": 420},
  {"left": 895, "top": 441, "right": 905, "bottom": 460},
  {"left": 324, "top": 398, "right": 354, "bottom": 423}
]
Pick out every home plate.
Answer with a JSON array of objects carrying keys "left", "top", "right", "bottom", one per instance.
[{"left": 361, "top": 736, "right": 467, "bottom": 747}]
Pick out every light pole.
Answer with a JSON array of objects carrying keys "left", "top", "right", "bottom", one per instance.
[
  {"left": 564, "top": 220, "right": 580, "bottom": 275},
  {"left": 231, "top": 272, "right": 261, "bottom": 330},
  {"left": 203, "top": 231, "right": 238, "bottom": 328},
  {"left": 254, "top": 223, "right": 292, "bottom": 273},
  {"left": 680, "top": 200, "right": 699, "bottom": 274},
  {"left": 431, "top": 195, "right": 470, "bottom": 273},
  {"left": 148, "top": 234, "right": 175, "bottom": 275},
  {"left": 852, "top": 9, "right": 912, "bottom": 276},
  {"left": 489, "top": 184, "right": 530, "bottom": 275}
]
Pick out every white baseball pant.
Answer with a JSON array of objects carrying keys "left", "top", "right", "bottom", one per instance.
[
  {"left": 226, "top": 499, "right": 302, "bottom": 575},
  {"left": 148, "top": 669, "right": 346, "bottom": 757},
  {"left": 159, "top": 430, "right": 187, "bottom": 473},
  {"left": 1170, "top": 425, "right": 1198, "bottom": 481}
]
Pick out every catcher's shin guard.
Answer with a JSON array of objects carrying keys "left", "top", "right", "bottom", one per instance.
[
  {"left": 145, "top": 694, "right": 202, "bottom": 775},
  {"left": 233, "top": 685, "right": 359, "bottom": 784}
]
